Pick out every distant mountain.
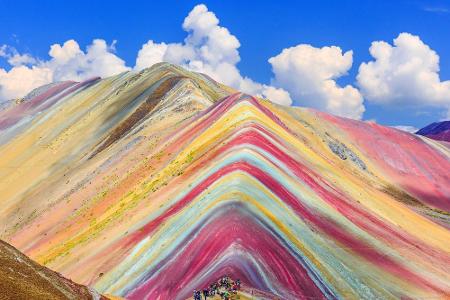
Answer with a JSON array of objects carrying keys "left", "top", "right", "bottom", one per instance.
[
  {"left": 0, "top": 239, "right": 105, "bottom": 300},
  {"left": 0, "top": 63, "right": 449, "bottom": 299},
  {"left": 416, "top": 120, "right": 450, "bottom": 142}
]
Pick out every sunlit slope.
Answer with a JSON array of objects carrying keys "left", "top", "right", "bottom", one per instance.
[
  {"left": 0, "top": 62, "right": 231, "bottom": 236},
  {"left": 0, "top": 64, "right": 449, "bottom": 299}
]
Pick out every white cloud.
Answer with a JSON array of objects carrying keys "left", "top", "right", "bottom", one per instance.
[
  {"left": 0, "top": 66, "right": 53, "bottom": 101},
  {"left": 6, "top": 5, "right": 447, "bottom": 123},
  {"left": 2, "top": 4, "right": 371, "bottom": 112},
  {"left": 134, "top": 4, "right": 292, "bottom": 106},
  {"left": 391, "top": 125, "right": 419, "bottom": 133},
  {"left": 259, "top": 86, "right": 292, "bottom": 106},
  {"left": 134, "top": 40, "right": 169, "bottom": 71},
  {"left": 357, "top": 33, "right": 450, "bottom": 116},
  {"left": 0, "top": 45, "right": 37, "bottom": 66},
  {"left": 46, "top": 39, "right": 130, "bottom": 81},
  {"left": 0, "top": 39, "right": 129, "bottom": 101},
  {"left": 268, "top": 44, "right": 365, "bottom": 119},
  {"left": 0, "top": 4, "right": 292, "bottom": 106}
]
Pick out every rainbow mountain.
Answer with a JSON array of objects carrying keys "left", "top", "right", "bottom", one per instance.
[{"left": 0, "top": 63, "right": 449, "bottom": 299}]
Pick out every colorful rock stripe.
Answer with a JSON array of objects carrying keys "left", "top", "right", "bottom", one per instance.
[{"left": 0, "top": 63, "right": 449, "bottom": 299}]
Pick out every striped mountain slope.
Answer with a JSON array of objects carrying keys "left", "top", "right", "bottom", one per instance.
[{"left": 0, "top": 63, "right": 449, "bottom": 299}]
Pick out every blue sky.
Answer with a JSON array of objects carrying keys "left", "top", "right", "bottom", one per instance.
[{"left": 1, "top": 0, "right": 450, "bottom": 129}]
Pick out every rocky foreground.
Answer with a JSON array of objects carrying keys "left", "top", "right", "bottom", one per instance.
[{"left": 0, "top": 239, "right": 105, "bottom": 300}]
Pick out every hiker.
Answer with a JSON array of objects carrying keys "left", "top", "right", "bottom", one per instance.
[
  {"left": 193, "top": 289, "right": 201, "bottom": 300},
  {"left": 209, "top": 284, "right": 216, "bottom": 296},
  {"left": 202, "top": 288, "right": 209, "bottom": 299},
  {"left": 231, "top": 283, "right": 237, "bottom": 295},
  {"left": 223, "top": 290, "right": 230, "bottom": 300},
  {"left": 235, "top": 279, "right": 241, "bottom": 289}
]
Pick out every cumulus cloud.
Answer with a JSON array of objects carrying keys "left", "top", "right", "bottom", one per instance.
[
  {"left": 1, "top": 4, "right": 372, "bottom": 115},
  {"left": 0, "top": 66, "right": 53, "bottom": 101},
  {"left": 47, "top": 39, "right": 130, "bottom": 81},
  {"left": 1, "top": 50, "right": 36, "bottom": 68},
  {"left": 268, "top": 44, "right": 365, "bottom": 119},
  {"left": 134, "top": 40, "right": 169, "bottom": 71},
  {"left": 8, "top": 5, "right": 449, "bottom": 123},
  {"left": 357, "top": 33, "right": 450, "bottom": 117},
  {"left": 134, "top": 4, "right": 292, "bottom": 106},
  {"left": 1, "top": 4, "right": 292, "bottom": 106},
  {"left": 0, "top": 39, "right": 129, "bottom": 101},
  {"left": 0, "top": 45, "right": 37, "bottom": 67}
]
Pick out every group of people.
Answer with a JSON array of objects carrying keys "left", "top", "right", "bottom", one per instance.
[{"left": 193, "top": 276, "right": 241, "bottom": 300}]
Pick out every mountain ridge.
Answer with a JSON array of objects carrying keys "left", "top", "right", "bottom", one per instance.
[{"left": 417, "top": 120, "right": 450, "bottom": 143}]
